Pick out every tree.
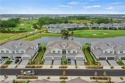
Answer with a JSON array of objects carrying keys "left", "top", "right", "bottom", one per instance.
[{"left": 103, "top": 71, "right": 107, "bottom": 76}]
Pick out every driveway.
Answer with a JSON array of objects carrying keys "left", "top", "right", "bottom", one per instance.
[
  {"left": 44, "top": 59, "right": 52, "bottom": 65},
  {"left": 8, "top": 61, "right": 17, "bottom": 68},
  {"left": 18, "top": 60, "right": 29, "bottom": 68},
  {"left": 53, "top": 59, "right": 61, "bottom": 65},
  {"left": 108, "top": 60, "right": 119, "bottom": 66},
  {"left": 76, "top": 58, "right": 84, "bottom": 66},
  {"left": 100, "top": 60, "right": 109, "bottom": 66}
]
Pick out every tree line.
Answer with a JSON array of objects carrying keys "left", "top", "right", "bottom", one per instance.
[
  {"left": 0, "top": 18, "right": 20, "bottom": 28},
  {"left": 35, "top": 16, "right": 121, "bottom": 28}
]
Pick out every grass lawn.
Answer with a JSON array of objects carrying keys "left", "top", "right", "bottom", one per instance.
[
  {"left": 0, "top": 33, "right": 16, "bottom": 40},
  {"left": 0, "top": 32, "right": 29, "bottom": 44},
  {"left": 61, "top": 80, "right": 66, "bottom": 83},
  {"left": 117, "top": 60, "right": 124, "bottom": 65},
  {"left": 73, "top": 30, "right": 125, "bottom": 38},
  {"left": 23, "top": 32, "right": 61, "bottom": 41},
  {"left": 69, "top": 20, "right": 91, "bottom": 24},
  {"left": 4, "top": 60, "right": 12, "bottom": 65},
  {"left": 35, "top": 46, "right": 46, "bottom": 61},
  {"left": 0, "top": 20, "right": 37, "bottom": 32},
  {"left": 82, "top": 45, "right": 95, "bottom": 65}
]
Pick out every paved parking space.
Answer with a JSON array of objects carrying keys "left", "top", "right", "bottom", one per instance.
[
  {"left": 53, "top": 60, "right": 61, "bottom": 65},
  {"left": 0, "top": 59, "right": 7, "bottom": 65},
  {"left": 108, "top": 60, "right": 119, "bottom": 66},
  {"left": 44, "top": 60, "right": 52, "bottom": 65},
  {"left": 8, "top": 61, "right": 17, "bottom": 68},
  {"left": 18, "top": 60, "right": 29, "bottom": 68},
  {"left": 76, "top": 58, "right": 84, "bottom": 66},
  {"left": 100, "top": 60, "right": 109, "bottom": 66},
  {"left": 71, "top": 59, "right": 75, "bottom": 65}
]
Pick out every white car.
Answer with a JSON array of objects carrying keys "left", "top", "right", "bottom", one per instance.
[{"left": 23, "top": 70, "right": 35, "bottom": 75}]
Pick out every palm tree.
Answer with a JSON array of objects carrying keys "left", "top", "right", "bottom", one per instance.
[
  {"left": 103, "top": 71, "right": 107, "bottom": 76},
  {"left": 94, "top": 71, "right": 97, "bottom": 76}
]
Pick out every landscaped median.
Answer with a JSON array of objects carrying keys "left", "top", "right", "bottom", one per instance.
[
  {"left": 82, "top": 44, "right": 96, "bottom": 65},
  {"left": 25, "top": 45, "right": 46, "bottom": 68},
  {"left": 17, "top": 75, "right": 38, "bottom": 79},
  {"left": 82, "top": 44, "right": 102, "bottom": 69},
  {"left": 1, "top": 59, "right": 12, "bottom": 68}
]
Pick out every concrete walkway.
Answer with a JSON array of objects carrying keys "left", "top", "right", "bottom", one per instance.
[{"left": 0, "top": 75, "right": 125, "bottom": 83}]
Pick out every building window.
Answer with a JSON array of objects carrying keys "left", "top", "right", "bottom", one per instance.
[
  {"left": 105, "top": 51, "right": 108, "bottom": 53},
  {"left": 62, "top": 50, "right": 66, "bottom": 54},
  {"left": 110, "top": 51, "right": 113, "bottom": 53},
  {"left": 68, "top": 51, "right": 70, "bottom": 53},
  {"left": 6, "top": 50, "right": 9, "bottom": 53},
  {"left": 53, "top": 51, "right": 55, "bottom": 53},
  {"left": 21, "top": 50, "right": 24, "bottom": 53},
  {"left": 73, "top": 51, "right": 76, "bottom": 53},
  {"left": 1, "top": 50, "right": 4, "bottom": 53},
  {"left": 16, "top": 50, "right": 18, "bottom": 53},
  {"left": 120, "top": 51, "right": 123, "bottom": 53}
]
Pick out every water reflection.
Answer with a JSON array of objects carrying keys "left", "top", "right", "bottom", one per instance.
[{"left": 34, "top": 36, "right": 125, "bottom": 45}]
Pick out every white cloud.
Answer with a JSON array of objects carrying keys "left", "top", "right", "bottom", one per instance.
[
  {"left": 84, "top": 5, "right": 101, "bottom": 9},
  {"left": 106, "top": 7, "right": 114, "bottom": 10},
  {"left": 58, "top": 5, "right": 72, "bottom": 8},
  {"left": 68, "top": 1, "right": 79, "bottom": 5},
  {"left": 112, "top": 2, "right": 121, "bottom": 5}
]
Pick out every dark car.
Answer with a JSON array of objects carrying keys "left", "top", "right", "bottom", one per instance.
[
  {"left": 68, "top": 59, "right": 71, "bottom": 65},
  {"left": 15, "top": 59, "right": 20, "bottom": 64}
]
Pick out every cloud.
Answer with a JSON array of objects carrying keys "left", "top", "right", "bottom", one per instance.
[
  {"left": 84, "top": 5, "right": 101, "bottom": 9},
  {"left": 68, "top": 1, "right": 79, "bottom": 5},
  {"left": 106, "top": 7, "right": 114, "bottom": 10},
  {"left": 112, "top": 2, "right": 121, "bottom": 5},
  {"left": 58, "top": 5, "right": 72, "bottom": 8}
]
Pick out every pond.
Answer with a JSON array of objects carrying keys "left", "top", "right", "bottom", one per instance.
[{"left": 34, "top": 36, "right": 125, "bottom": 45}]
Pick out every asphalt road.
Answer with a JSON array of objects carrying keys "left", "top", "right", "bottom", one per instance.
[{"left": 0, "top": 69, "right": 125, "bottom": 76}]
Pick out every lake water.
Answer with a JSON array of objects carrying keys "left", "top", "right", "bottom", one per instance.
[{"left": 34, "top": 36, "right": 125, "bottom": 45}]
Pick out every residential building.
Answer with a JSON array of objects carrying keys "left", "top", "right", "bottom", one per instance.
[
  {"left": 43, "top": 41, "right": 85, "bottom": 61},
  {"left": 0, "top": 40, "right": 38, "bottom": 60},
  {"left": 90, "top": 41, "right": 125, "bottom": 60}
]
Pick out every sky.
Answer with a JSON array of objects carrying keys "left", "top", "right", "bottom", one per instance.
[{"left": 0, "top": 0, "right": 125, "bottom": 14}]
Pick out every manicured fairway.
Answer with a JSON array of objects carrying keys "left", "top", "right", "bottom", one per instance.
[
  {"left": 73, "top": 30, "right": 125, "bottom": 38},
  {"left": 0, "top": 33, "right": 16, "bottom": 40}
]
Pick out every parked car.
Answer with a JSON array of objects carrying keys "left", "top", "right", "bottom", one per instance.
[
  {"left": 15, "top": 59, "right": 20, "bottom": 64},
  {"left": 23, "top": 70, "right": 35, "bottom": 75},
  {"left": 0, "top": 59, "right": 4, "bottom": 64},
  {"left": 68, "top": 59, "right": 71, "bottom": 65}
]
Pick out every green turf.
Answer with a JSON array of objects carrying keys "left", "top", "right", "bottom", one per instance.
[
  {"left": 82, "top": 45, "right": 95, "bottom": 65},
  {"left": 117, "top": 60, "right": 124, "bottom": 65},
  {"left": 0, "top": 33, "right": 16, "bottom": 40},
  {"left": 73, "top": 30, "right": 125, "bottom": 38},
  {"left": 35, "top": 46, "right": 46, "bottom": 61}
]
